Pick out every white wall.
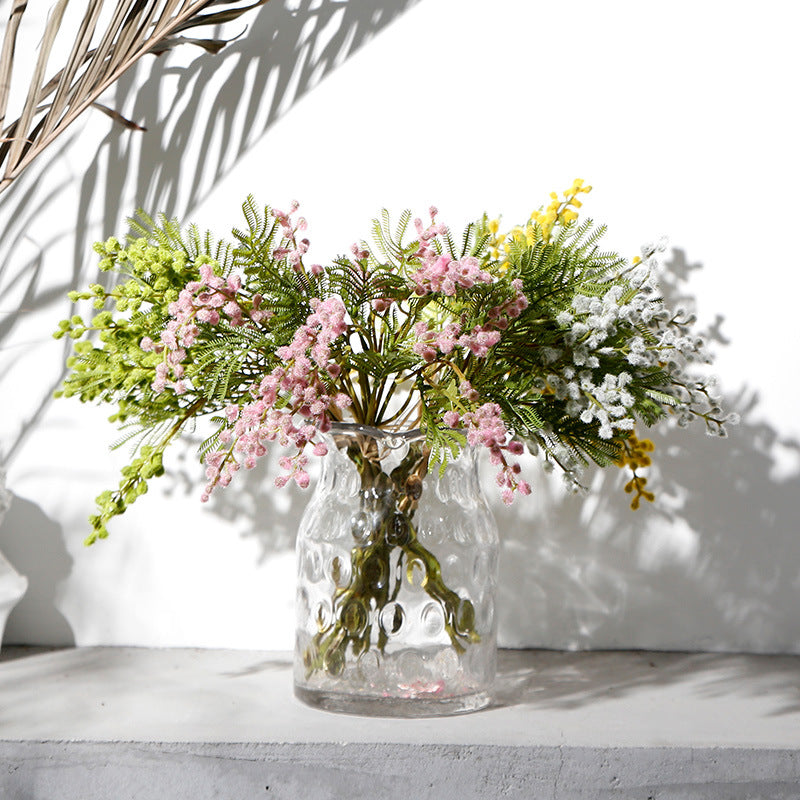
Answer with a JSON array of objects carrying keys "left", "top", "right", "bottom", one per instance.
[{"left": 1, "top": 0, "right": 799, "bottom": 653}]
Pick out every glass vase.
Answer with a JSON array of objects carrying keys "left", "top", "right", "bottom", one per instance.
[{"left": 294, "top": 423, "right": 499, "bottom": 717}]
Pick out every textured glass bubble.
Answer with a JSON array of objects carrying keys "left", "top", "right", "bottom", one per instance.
[
  {"left": 350, "top": 511, "right": 372, "bottom": 544},
  {"left": 321, "top": 509, "right": 346, "bottom": 542},
  {"left": 478, "top": 595, "right": 495, "bottom": 633},
  {"left": 328, "top": 554, "right": 351, "bottom": 588},
  {"left": 442, "top": 553, "right": 462, "bottom": 583},
  {"left": 406, "top": 558, "right": 427, "bottom": 588},
  {"left": 302, "top": 643, "right": 317, "bottom": 672},
  {"left": 362, "top": 553, "right": 388, "bottom": 590},
  {"left": 314, "top": 598, "right": 334, "bottom": 633},
  {"left": 357, "top": 650, "right": 381, "bottom": 683},
  {"left": 342, "top": 598, "right": 368, "bottom": 635},
  {"left": 396, "top": 651, "right": 425, "bottom": 685},
  {"left": 421, "top": 601, "right": 444, "bottom": 637},
  {"left": 433, "top": 647, "right": 460, "bottom": 680},
  {"left": 455, "top": 595, "right": 476, "bottom": 634},
  {"left": 452, "top": 522, "right": 469, "bottom": 545},
  {"left": 296, "top": 587, "right": 310, "bottom": 618},
  {"left": 417, "top": 522, "right": 442, "bottom": 545},
  {"left": 323, "top": 646, "right": 345, "bottom": 677},
  {"left": 305, "top": 548, "right": 322, "bottom": 581},
  {"left": 487, "top": 548, "right": 499, "bottom": 580},
  {"left": 379, "top": 601, "right": 404, "bottom": 635},
  {"left": 386, "top": 512, "right": 410, "bottom": 546},
  {"left": 472, "top": 552, "right": 488, "bottom": 585}
]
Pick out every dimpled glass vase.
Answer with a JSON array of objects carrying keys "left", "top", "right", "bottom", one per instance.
[{"left": 294, "top": 423, "right": 499, "bottom": 717}]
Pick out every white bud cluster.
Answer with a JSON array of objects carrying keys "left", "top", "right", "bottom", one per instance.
[{"left": 545, "top": 239, "right": 726, "bottom": 438}]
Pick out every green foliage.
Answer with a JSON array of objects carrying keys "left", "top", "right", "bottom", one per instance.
[{"left": 57, "top": 188, "right": 725, "bottom": 543}]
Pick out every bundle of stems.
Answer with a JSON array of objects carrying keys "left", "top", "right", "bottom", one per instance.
[{"left": 303, "top": 430, "right": 479, "bottom": 678}]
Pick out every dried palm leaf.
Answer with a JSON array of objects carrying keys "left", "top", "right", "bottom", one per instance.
[{"left": 0, "top": 0, "right": 269, "bottom": 195}]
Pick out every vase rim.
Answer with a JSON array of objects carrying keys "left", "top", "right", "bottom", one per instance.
[{"left": 327, "top": 421, "right": 425, "bottom": 443}]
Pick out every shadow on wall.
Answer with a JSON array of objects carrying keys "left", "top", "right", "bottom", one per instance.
[
  {"left": 0, "top": 1, "right": 796, "bottom": 655},
  {"left": 1, "top": 0, "right": 420, "bottom": 464},
  {"left": 76, "top": 0, "right": 422, "bottom": 265},
  {"left": 0, "top": 496, "right": 75, "bottom": 647},
  {"left": 495, "top": 250, "right": 800, "bottom": 654},
  {"left": 153, "top": 247, "right": 800, "bottom": 655},
  {"left": 65, "top": 0, "right": 424, "bottom": 564},
  {"left": 0, "top": 0, "right": 418, "bottom": 645},
  {"left": 163, "top": 436, "right": 309, "bottom": 562}
]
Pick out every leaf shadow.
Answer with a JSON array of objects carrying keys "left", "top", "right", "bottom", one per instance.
[
  {"left": 76, "top": 0, "right": 422, "bottom": 265},
  {"left": 163, "top": 433, "right": 310, "bottom": 561},
  {"left": 494, "top": 248, "right": 800, "bottom": 656},
  {"left": 2, "top": 0, "right": 420, "bottom": 468},
  {"left": 0, "top": 0, "right": 419, "bottom": 647},
  {"left": 492, "top": 648, "right": 800, "bottom": 717}
]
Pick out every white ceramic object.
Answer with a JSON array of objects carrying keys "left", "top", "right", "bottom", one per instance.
[{"left": 0, "top": 468, "right": 28, "bottom": 650}]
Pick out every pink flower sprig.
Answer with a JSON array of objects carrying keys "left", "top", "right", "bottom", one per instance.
[
  {"left": 447, "top": 400, "right": 531, "bottom": 504},
  {"left": 272, "top": 201, "right": 310, "bottom": 272},
  {"left": 412, "top": 321, "right": 502, "bottom": 361},
  {"left": 413, "top": 206, "right": 449, "bottom": 257},
  {"left": 201, "top": 296, "right": 351, "bottom": 498},
  {"left": 202, "top": 402, "right": 326, "bottom": 499},
  {"left": 146, "top": 263, "right": 271, "bottom": 395},
  {"left": 406, "top": 207, "right": 493, "bottom": 296},
  {"left": 487, "top": 279, "right": 529, "bottom": 328},
  {"left": 412, "top": 321, "right": 461, "bottom": 361},
  {"left": 409, "top": 253, "right": 493, "bottom": 297},
  {"left": 275, "top": 296, "right": 348, "bottom": 378},
  {"left": 410, "top": 278, "right": 529, "bottom": 363}
]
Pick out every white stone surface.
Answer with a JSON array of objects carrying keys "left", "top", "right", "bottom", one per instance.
[
  {"left": 1, "top": 646, "right": 799, "bottom": 749},
  {"left": 1, "top": 647, "right": 800, "bottom": 799}
]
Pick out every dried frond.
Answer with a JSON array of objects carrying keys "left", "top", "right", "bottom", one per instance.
[{"left": 0, "top": 0, "right": 270, "bottom": 194}]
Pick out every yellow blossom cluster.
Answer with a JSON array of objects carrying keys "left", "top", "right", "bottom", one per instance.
[
  {"left": 615, "top": 433, "right": 656, "bottom": 510},
  {"left": 486, "top": 179, "right": 593, "bottom": 264},
  {"left": 531, "top": 178, "right": 592, "bottom": 241}
]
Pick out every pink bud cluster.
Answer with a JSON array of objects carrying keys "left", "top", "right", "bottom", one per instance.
[
  {"left": 275, "top": 296, "right": 348, "bottom": 378},
  {"left": 409, "top": 208, "right": 491, "bottom": 295},
  {"left": 371, "top": 297, "right": 393, "bottom": 313},
  {"left": 350, "top": 243, "right": 370, "bottom": 261},
  {"left": 486, "top": 279, "right": 529, "bottom": 328},
  {"left": 446, "top": 400, "right": 531, "bottom": 504},
  {"left": 201, "top": 404, "right": 330, "bottom": 501},
  {"left": 410, "top": 253, "right": 493, "bottom": 297},
  {"left": 146, "top": 263, "right": 271, "bottom": 395},
  {"left": 414, "top": 207, "right": 449, "bottom": 251},
  {"left": 201, "top": 296, "right": 351, "bottom": 498},
  {"left": 410, "top": 279, "right": 529, "bottom": 363},
  {"left": 271, "top": 201, "right": 310, "bottom": 271},
  {"left": 412, "top": 321, "right": 502, "bottom": 361}
]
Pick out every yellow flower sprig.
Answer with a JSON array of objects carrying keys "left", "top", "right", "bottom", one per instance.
[
  {"left": 485, "top": 178, "right": 593, "bottom": 265},
  {"left": 486, "top": 216, "right": 506, "bottom": 261},
  {"left": 531, "top": 178, "right": 592, "bottom": 242},
  {"left": 615, "top": 432, "right": 656, "bottom": 510}
]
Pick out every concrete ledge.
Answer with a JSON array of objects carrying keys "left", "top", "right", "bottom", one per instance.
[
  {"left": 3, "top": 741, "right": 800, "bottom": 800},
  {"left": 2, "top": 647, "right": 799, "bottom": 798}
]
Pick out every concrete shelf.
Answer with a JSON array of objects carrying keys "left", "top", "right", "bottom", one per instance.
[{"left": 1, "top": 646, "right": 799, "bottom": 798}]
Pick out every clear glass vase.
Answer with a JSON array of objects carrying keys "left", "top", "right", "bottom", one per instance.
[{"left": 294, "top": 423, "right": 499, "bottom": 717}]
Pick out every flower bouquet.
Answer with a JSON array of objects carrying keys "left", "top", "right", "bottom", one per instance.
[{"left": 56, "top": 181, "right": 731, "bottom": 713}]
